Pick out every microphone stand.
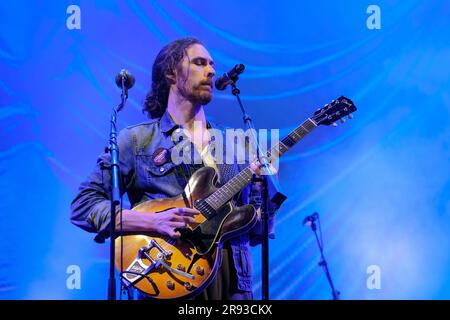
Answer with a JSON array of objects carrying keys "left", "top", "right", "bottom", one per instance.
[
  {"left": 307, "top": 213, "right": 340, "bottom": 300},
  {"left": 107, "top": 77, "right": 128, "bottom": 300},
  {"left": 229, "top": 78, "right": 272, "bottom": 300}
]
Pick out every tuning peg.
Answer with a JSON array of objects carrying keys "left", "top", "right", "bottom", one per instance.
[
  {"left": 332, "top": 122, "right": 338, "bottom": 127},
  {"left": 340, "top": 118, "right": 346, "bottom": 123},
  {"left": 348, "top": 114, "right": 353, "bottom": 119}
]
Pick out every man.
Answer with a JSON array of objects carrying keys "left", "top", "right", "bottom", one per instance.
[{"left": 71, "top": 37, "right": 286, "bottom": 300}]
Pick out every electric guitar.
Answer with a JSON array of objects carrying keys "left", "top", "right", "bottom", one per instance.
[{"left": 115, "top": 96, "right": 357, "bottom": 299}]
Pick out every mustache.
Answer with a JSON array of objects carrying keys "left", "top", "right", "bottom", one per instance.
[{"left": 199, "top": 80, "right": 213, "bottom": 87}]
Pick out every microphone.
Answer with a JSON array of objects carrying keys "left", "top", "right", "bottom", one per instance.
[
  {"left": 115, "top": 69, "right": 135, "bottom": 90},
  {"left": 215, "top": 64, "right": 245, "bottom": 91},
  {"left": 303, "top": 212, "right": 318, "bottom": 227}
]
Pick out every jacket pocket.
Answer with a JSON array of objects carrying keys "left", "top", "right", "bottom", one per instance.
[
  {"left": 136, "top": 154, "right": 177, "bottom": 188},
  {"left": 233, "top": 246, "right": 252, "bottom": 278}
]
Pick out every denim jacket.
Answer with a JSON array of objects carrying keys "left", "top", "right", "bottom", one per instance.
[{"left": 70, "top": 110, "right": 286, "bottom": 292}]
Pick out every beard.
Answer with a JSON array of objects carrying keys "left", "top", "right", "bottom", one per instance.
[{"left": 178, "top": 80, "right": 213, "bottom": 106}]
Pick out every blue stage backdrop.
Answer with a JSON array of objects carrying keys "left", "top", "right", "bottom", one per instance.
[{"left": 1, "top": 0, "right": 449, "bottom": 299}]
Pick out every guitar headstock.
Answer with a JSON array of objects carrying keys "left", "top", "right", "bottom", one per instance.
[{"left": 312, "top": 96, "right": 357, "bottom": 126}]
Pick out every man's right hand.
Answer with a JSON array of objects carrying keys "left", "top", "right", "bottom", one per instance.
[
  {"left": 116, "top": 207, "right": 201, "bottom": 239},
  {"left": 151, "top": 207, "right": 201, "bottom": 238}
]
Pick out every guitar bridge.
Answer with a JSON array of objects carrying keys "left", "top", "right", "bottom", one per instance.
[
  {"left": 120, "top": 239, "right": 171, "bottom": 287},
  {"left": 120, "top": 239, "right": 194, "bottom": 288}
]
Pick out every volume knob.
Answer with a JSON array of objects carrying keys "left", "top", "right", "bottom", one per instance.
[
  {"left": 166, "top": 280, "right": 175, "bottom": 290},
  {"left": 184, "top": 282, "right": 193, "bottom": 290},
  {"left": 177, "top": 264, "right": 186, "bottom": 272},
  {"left": 195, "top": 265, "right": 205, "bottom": 276}
]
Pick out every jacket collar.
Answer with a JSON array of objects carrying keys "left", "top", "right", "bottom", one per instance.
[
  {"left": 159, "top": 109, "right": 180, "bottom": 134},
  {"left": 160, "top": 109, "right": 215, "bottom": 134}
]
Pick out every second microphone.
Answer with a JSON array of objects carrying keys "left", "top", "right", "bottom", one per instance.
[{"left": 215, "top": 64, "right": 245, "bottom": 91}]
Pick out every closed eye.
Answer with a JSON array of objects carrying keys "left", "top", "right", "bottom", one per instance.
[{"left": 192, "top": 57, "right": 214, "bottom": 67}]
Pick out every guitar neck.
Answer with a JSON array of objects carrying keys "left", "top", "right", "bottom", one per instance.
[{"left": 205, "top": 118, "right": 317, "bottom": 210}]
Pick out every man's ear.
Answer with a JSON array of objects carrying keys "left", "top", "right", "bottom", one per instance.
[{"left": 166, "top": 69, "right": 177, "bottom": 84}]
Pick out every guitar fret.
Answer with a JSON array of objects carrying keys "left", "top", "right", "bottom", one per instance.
[
  {"left": 282, "top": 135, "right": 296, "bottom": 147},
  {"left": 278, "top": 142, "right": 288, "bottom": 156},
  {"left": 206, "top": 194, "right": 216, "bottom": 204},
  {"left": 300, "top": 125, "right": 309, "bottom": 134}
]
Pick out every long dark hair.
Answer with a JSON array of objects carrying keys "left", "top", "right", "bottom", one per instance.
[{"left": 143, "top": 37, "right": 202, "bottom": 119}]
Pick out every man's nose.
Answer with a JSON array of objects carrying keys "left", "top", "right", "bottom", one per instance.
[{"left": 206, "top": 65, "right": 215, "bottom": 78}]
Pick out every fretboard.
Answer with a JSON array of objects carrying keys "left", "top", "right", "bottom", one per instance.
[{"left": 205, "top": 118, "right": 317, "bottom": 210}]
